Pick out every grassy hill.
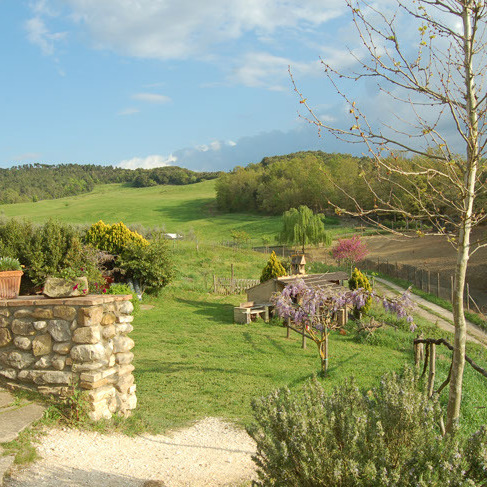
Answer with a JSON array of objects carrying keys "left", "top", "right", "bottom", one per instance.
[{"left": 0, "top": 179, "right": 351, "bottom": 244}]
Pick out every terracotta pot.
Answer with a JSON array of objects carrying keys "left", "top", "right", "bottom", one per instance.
[{"left": 0, "top": 270, "right": 23, "bottom": 299}]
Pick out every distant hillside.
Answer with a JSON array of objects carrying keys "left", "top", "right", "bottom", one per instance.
[
  {"left": 0, "top": 163, "right": 221, "bottom": 205},
  {"left": 215, "top": 151, "right": 371, "bottom": 215}
]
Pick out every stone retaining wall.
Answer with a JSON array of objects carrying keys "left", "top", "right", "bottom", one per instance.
[{"left": 0, "top": 294, "right": 136, "bottom": 420}]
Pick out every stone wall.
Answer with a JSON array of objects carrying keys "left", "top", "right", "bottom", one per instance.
[{"left": 0, "top": 294, "right": 136, "bottom": 421}]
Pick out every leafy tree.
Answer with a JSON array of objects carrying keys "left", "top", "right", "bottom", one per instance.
[
  {"left": 260, "top": 251, "right": 286, "bottom": 283},
  {"left": 292, "top": 0, "right": 487, "bottom": 431},
  {"left": 278, "top": 205, "right": 331, "bottom": 253},
  {"left": 331, "top": 235, "right": 368, "bottom": 273}
]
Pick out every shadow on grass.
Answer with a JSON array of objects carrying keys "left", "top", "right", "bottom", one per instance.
[
  {"left": 155, "top": 198, "right": 214, "bottom": 222},
  {"left": 175, "top": 298, "right": 234, "bottom": 323}
]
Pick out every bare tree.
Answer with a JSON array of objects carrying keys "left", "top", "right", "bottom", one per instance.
[{"left": 292, "top": 0, "right": 487, "bottom": 433}]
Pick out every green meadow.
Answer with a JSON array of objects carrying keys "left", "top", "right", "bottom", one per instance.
[{"left": 1, "top": 181, "right": 486, "bottom": 438}]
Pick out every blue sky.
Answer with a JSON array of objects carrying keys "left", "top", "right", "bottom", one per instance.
[{"left": 0, "top": 0, "right": 450, "bottom": 171}]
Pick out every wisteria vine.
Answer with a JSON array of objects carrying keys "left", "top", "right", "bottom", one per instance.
[{"left": 272, "top": 279, "right": 416, "bottom": 374}]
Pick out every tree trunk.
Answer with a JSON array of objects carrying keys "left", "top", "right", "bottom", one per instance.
[
  {"left": 318, "top": 333, "right": 329, "bottom": 376},
  {"left": 446, "top": 2, "right": 479, "bottom": 433}
]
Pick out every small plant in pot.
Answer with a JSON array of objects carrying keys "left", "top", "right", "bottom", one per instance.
[
  {"left": 0, "top": 257, "right": 23, "bottom": 299},
  {"left": 43, "top": 267, "right": 89, "bottom": 299}
]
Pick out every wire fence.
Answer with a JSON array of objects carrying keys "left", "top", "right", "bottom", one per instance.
[{"left": 361, "top": 257, "right": 486, "bottom": 314}]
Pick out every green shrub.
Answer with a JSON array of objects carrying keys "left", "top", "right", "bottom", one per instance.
[
  {"left": 85, "top": 220, "right": 148, "bottom": 255},
  {"left": 248, "top": 367, "right": 487, "bottom": 486},
  {"left": 349, "top": 267, "right": 372, "bottom": 315},
  {"left": 0, "top": 219, "right": 102, "bottom": 289},
  {"left": 0, "top": 257, "right": 21, "bottom": 271},
  {"left": 106, "top": 283, "right": 140, "bottom": 315},
  {"left": 117, "top": 234, "right": 174, "bottom": 295},
  {"left": 260, "top": 251, "right": 286, "bottom": 282}
]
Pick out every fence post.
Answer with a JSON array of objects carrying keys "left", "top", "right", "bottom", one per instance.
[
  {"left": 467, "top": 283, "right": 470, "bottom": 312},
  {"left": 427, "top": 343, "right": 436, "bottom": 398},
  {"left": 231, "top": 264, "right": 235, "bottom": 294},
  {"left": 451, "top": 275, "right": 454, "bottom": 304},
  {"left": 213, "top": 274, "right": 217, "bottom": 294},
  {"left": 302, "top": 331, "right": 307, "bottom": 349},
  {"left": 437, "top": 273, "right": 440, "bottom": 298},
  {"left": 427, "top": 270, "right": 431, "bottom": 294}
]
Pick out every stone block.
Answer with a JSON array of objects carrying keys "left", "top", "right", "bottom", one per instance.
[
  {"left": 35, "top": 355, "right": 52, "bottom": 369},
  {"left": 80, "top": 378, "right": 110, "bottom": 390},
  {"left": 32, "top": 308, "right": 54, "bottom": 319},
  {"left": 38, "top": 371, "right": 72, "bottom": 385},
  {"left": 80, "top": 367, "right": 117, "bottom": 384},
  {"left": 11, "top": 319, "right": 35, "bottom": 336},
  {"left": 0, "top": 309, "right": 9, "bottom": 317},
  {"left": 87, "top": 385, "right": 116, "bottom": 402},
  {"left": 53, "top": 342, "right": 71, "bottom": 355},
  {"left": 70, "top": 343, "right": 106, "bottom": 362},
  {"left": 18, "top": 370, "right": 33, "bottom": 382},
  {"left": 8, "top": 351, "right": 36, "bottom": 369},
  {"left": 101, "top": 313, "right": 116, "bottom": 326},
  {"left": 118, "top": 364, "right": 135, "bottom": 376},
  {"left": 78, "top": 306, "right": 103, "bottom": 327},
  {"left": 71, "top": 361, "right": 108, "bottom": 372},
  {"left": 53, "top": 306, "right": 77, "bottom": 321},
  {"left": 112, "top": 336, "right": 134, "bottom": 353},
  {"left": 52, "top": 355, "right": 66, "bottom": 370},
  {"left": 43, "top": 277, "right": 88, "bottom": 298},
  {"left": 102, "top": 325, "right": 116, "bottom": 340},
  {"left": 14, "top": 336, "right": 32, "bottom": 351},
  {"left": 32, "top": 334, "right": 52, "bottom": 356},
  {"left": 0, "top": 316, "right": 9, "bottom": 327},
  {"left": 47, "top": 320, "right": 71, "bottom": 342},
  {"left": 14, "top": 309, "right": 33, "bottom": 319},
  {"left": 115, "top": 374, "right": 134, "bottom": 394},
  {"left": 116, "top": 352, "right": 134, "bottom": 365},
  {"left": 38, "top": 385, "right": 70, "bottom": 396},
  {"left": 115, "top": 324, "right": 134, "bottom": 334},
  {"left": 33, "top": 321, "right": 48, "bottom": 331},
  {"left": 0, "top": 368, "right": 17, "bottom": 380},
  {"left": 72, "top": 326, "right": 101, "bottom": 344},
  {"left": 117, "top": 301, "right": 134, "bottom": 315},
  {"left": 0, "top": 328, "right": 12, "bottom": 346},
  {"left": 116, "top": 315, "right": 134, "bottom": 324}
]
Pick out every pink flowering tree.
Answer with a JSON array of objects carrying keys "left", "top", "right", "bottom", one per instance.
[
  {"left": 331, "top": 235, "right": 368, "bottom": 274},
  {"left": 273, "top": 280, "right": 415, "bottom": 375}
]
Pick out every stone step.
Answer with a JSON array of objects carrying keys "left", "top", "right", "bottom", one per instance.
[
  {"left": 0, "top": 392, "right": 13, "bottom": 410},
  {"left": 0, "top": 402, "right": 45, "bottom": 444},
  {"left": 0, "top": 452, "right": 15, "bottom": 487}
]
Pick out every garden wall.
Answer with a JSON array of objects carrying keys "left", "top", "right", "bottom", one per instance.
[{"left": 0, "top": 294, "right": 136, "bottom": 421}]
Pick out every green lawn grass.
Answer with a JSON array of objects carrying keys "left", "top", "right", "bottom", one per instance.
[{"left": 0, "top": 180, "right": 353, "bottom": 244}]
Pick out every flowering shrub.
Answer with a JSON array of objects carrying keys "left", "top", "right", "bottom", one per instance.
[
  {"left": 248, "top": 367, "right": 487, "bottom": 486},
  {"left": 332, "top": 235, "right": 368, "bottom": 270},
  {"left": 85, "top": 220, "right": 149, "bottom": 255}
]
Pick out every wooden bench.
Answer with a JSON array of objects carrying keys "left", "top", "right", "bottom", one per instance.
[{"left": 233, "top": 301, "right": 269, "bottom": 324}]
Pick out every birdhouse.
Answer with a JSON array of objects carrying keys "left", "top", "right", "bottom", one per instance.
[{"left": 291, "top": 254, "right": 306, "bottom": 275}]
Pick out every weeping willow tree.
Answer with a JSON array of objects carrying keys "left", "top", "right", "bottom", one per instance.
[{"left": 278, "top": 205, "right": 331, "bottom": 253}]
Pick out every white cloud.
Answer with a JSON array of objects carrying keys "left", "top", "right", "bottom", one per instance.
[
  {"left": 57, "top": 0, "right": 346, "bottom": 60},
  {"left": 230, "top": 51, "right": 322, "bottom": 90},
  {"left": 132, "top": 93, "right": 171, "bottom": 104},
  {"left": 25, "top": 16, "right": 67, "bottom": 55},
  {"left": 118, "top": 154, "right": 177, "bottom": 169},
  {"left": 118, "top": 108, "right": 140, "bottom": 116}
]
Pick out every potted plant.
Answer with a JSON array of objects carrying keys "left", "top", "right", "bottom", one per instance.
[{"left": 0, "top": 257, "right": 23, "bottom": 299}]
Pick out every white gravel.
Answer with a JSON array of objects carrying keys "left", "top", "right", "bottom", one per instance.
[{"left": 6, "top": 418, "right": 257, "bottom": 487}]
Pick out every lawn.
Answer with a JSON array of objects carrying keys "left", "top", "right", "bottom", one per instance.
[{"left": 119, "top": 242, "right": 487, "bottom": 437}]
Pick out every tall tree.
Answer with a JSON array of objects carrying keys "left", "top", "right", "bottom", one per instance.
[
  {"left": 292, "top": 0, "right": 487, "bottom": 432},
  {"left": 278, "top": 205, "right": 331, "bottom": 253}
]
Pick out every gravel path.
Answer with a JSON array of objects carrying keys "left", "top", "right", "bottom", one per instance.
[{"left": 5, "top": 418, "right": 257, "bottom": 487}]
